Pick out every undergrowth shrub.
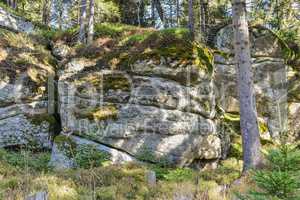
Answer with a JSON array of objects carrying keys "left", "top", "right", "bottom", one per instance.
[
  {"left": 0, "top": 149, "right": 51, "bottom": 172},
  {"left": 237, "top": 145, "right": 300, "bottom": 200},
  {"left": 74, "top": 144, "right": 110, "bottom": 169}
]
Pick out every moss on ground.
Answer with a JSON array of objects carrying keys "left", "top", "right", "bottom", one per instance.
[
  {"left": 0, "top": 149, "right": 242, "bottom": 200},
  {"left": 52, "top": 23, "right": 215, "bottom": 75}
]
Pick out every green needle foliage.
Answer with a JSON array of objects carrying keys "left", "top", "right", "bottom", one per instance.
[{"left": 237, "top": 145, "right": 300, "bottom": 200}]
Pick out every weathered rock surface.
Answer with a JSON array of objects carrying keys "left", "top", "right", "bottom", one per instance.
[
  {"left": 0, "top": 31, "right": 56, "bottom": 148},
  {"left": 0, "top": 16, "right": 296, "bottom": 168},
  {"left": 57, "top": 55, "right": 219, "bottom": 166},
  {"left": 49, "top": 135, "right": 135, "bottom": 169},
  {"left": 0, "top": 7, "right": 34, "bottom": 33},
  {"left": 48, "top": 142, "right": 76, "bottom": 170},
  {"left": 214, "top": 25, "right": 288, "bottom": 139},
  {"left": 288, "top": 103, "right": 300, "bottom": 141}
]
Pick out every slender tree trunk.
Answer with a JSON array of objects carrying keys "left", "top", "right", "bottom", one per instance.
[
  {"left": 78, "top": 0, "right": 87, "bottom": 43},
  {"left": 188, "top": 0, "right": 195, "bottom": 38},
  {"left": 151, "top": 0, "right": 155, "bottom": 26},
  {"left": 169, "top": 0, "right": 173, "bottom": 27},
  {"left": 12, "top": 0, "right": 17, "bottom": 9},
  {"left": 232, "top": 0, "right": 262, "bottom": 172},
  {"left": 42, "top": 0, "right": 51, "bottom": 26},
  {"left": 140, "top": 0, "right": 145, "bottom": 25},
  {"left": 176, "top": 0, "right": 180, "bottom": 26},
  {"left": 77, "top": 0, "right": 80, "bottom": 25},
  {"left": 153, "top": 0, "right": 165, "bottom": 27},
  {"left": 199, "top": 0, "right": 208, "bottom": 36},
  {"left": 7, "top": 0, "right": 13, "bottom": 8},
  {"left": 136, "top": 0, "right": 145, "bottom": 26},
  {"left": 87, "top": 0, "right": 95, "bottom": 44}
]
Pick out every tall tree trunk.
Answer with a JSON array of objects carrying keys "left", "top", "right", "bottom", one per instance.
[
  {"left": 137, "top": 0, "right": 145, "bottom": 26},
  {"left": 176, "top": 0, "right": 180, "bottom": 26},
  {"left": 169, "top": 0, "right": 173, "bottom": 27},
  {"left": 151, "top": 0, "right": 155, "bottom": 26},
  {"left": 188, "top": 0, "right": 195, "bottom": 38},
  {"left": 12, "top": 0, "right": 17, "bottom": 9},
  {"left": 232, "top": 0, "right": 262, "bottom": 172},
  {"left": 42, "top": 0, "right": 51, "bottom": 26},
  {"left": 87, "top": 0, "right": 95, "bottom": 44},
  {"left": 153, "top": 0, "right": 165, "bottom": 27},
  {"left": 78, "top": 0, "right": 87, "bottom": 43},
  {"left": 7, "top": 0, "right": 13, "bottom": 8},
  {"left": 199, "top": 0, "right": 208, "bottom": 36}
]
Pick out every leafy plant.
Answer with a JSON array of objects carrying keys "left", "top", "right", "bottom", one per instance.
[
  {"left": 74, "top": 144, "right": 110, "bottom": 169},
  {"left": 0, "top": 148, "right": 51, "bottom": 172}
]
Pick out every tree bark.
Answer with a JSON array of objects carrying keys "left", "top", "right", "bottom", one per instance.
[
  {"left": 78, "top": 0, "right": 87, "bottom": 43},
  {"left": 151, "top": 0, "right": 155, "bottom": 26},
  {"left": 87, "top": 0, "right": 95, "bottom": 45},
  {"left": 176, "top": 0, "right": 180, "bottom": 26},
  {"left": 169, "top": 0, "right": 173, "bottom": 27},
  {"left": 199, "top": 0, "right": 208, "bottom": 36},
  {"left": 232, "top": 0, "right": 262, "bottom": 172},
  {"left": 42, "top": 0, "right": 51, "bottom": 26},
  {"left": 188, "top": 0, "right": 195, "bottom": 38},
  {"left": 12, "top": 0, "right": 17, "bottom": 9},
  {"left": 153, "top": 0, "right": 165, "bottom": 27}
]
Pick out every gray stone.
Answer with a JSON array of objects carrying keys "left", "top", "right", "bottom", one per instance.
[
  {"left": 26, "top": 191, "right": 48, "bottom": 200},
  {"left": 146, "top": 170, "right": 156, "bottom": 186},
  {"left": 72, "top": 136, "right": 136, "bottom": 164},
  {"left": 288, "top": 103, "right": 300, "bottom": 141},
  {"left": 214, "top": 25, "right": 288, "bottom": 139},
  {"left": 52, "top": 41, "right": 71, "bottom": 60},
  {"left": 57, "top": 56, "right": 220, "bottom": 166},
  {"left": 48, "top": 142, "right": 76, "bottom": 170},
  {"left": 0, "top": 7, "right": 34, "bottom": 33},
  {"left": 214, "top": 25, "right": 283, "bottom": 57},
  {"left": 49, "top": 135, "right": 136, "bottom": 169}
]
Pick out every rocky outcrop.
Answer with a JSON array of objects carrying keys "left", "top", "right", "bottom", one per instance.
[
  {"left": 0, "top": 7, "right": 34, "bottom": 33},
  {"left": 57, "top": 55, "right": 220, "bottom": 167},
  {"left": 0, "top": 17, "right": 296, "bottom": 168},
  {"left": 214, "top": 25, "right": 289, "bottom": 140},
  {"left": 50, "top": 24, "right": 295, "bottom": 168},
  {"left": 0, "top": 31, "right": 57, "bottom": 148}
]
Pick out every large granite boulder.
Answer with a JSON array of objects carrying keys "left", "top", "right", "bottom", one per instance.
[
  {"left": 214, "top": 25, "right": 288, "bottom": 139},
  {"left": 0, "top": 31, "right": 57, "bottom": 148},
  {"left": 57, "top": 54, "right": 220, "bottom": 167}
]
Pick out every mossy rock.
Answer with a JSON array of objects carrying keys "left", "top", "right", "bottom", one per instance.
[
  {"left": 74, "top": 105, "right": 118, "bottom": 121},
  {"left": 29, "top": 114, "right": 57, "bottom": 126},
  {"left": 54, "top": 135, "right": 77, "bottom": 157},
  {"left": 103, "top": 74, "right": 131, "bottom": 92},
  {"left": 74, "top": 72, "right": 131, "bottom": 94},
  {"left": 68, "top": 26, "right": 215, "bottom": 76}
]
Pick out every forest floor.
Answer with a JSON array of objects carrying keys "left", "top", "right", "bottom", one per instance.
[{"left": 0, "top": 148, "right": 248, "bottom": 200}]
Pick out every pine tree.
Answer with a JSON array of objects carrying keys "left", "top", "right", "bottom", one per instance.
[{"left": 231, "top": 0, "right": 262, "bottom": 171}]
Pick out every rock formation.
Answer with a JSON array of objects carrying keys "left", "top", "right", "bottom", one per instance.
[{"left": 0, "top": 13, "right": 297, "bottom": 168}]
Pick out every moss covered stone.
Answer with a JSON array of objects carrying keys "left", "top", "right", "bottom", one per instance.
[
  {"left": 54, "top": 135, "right": 77, "bottom": 157},
  {"left": 74, "top": 72, "right": 131, "bottom": 94},
  {"left": 74, "top": 105, "right": 118, "bottom": 121}
]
